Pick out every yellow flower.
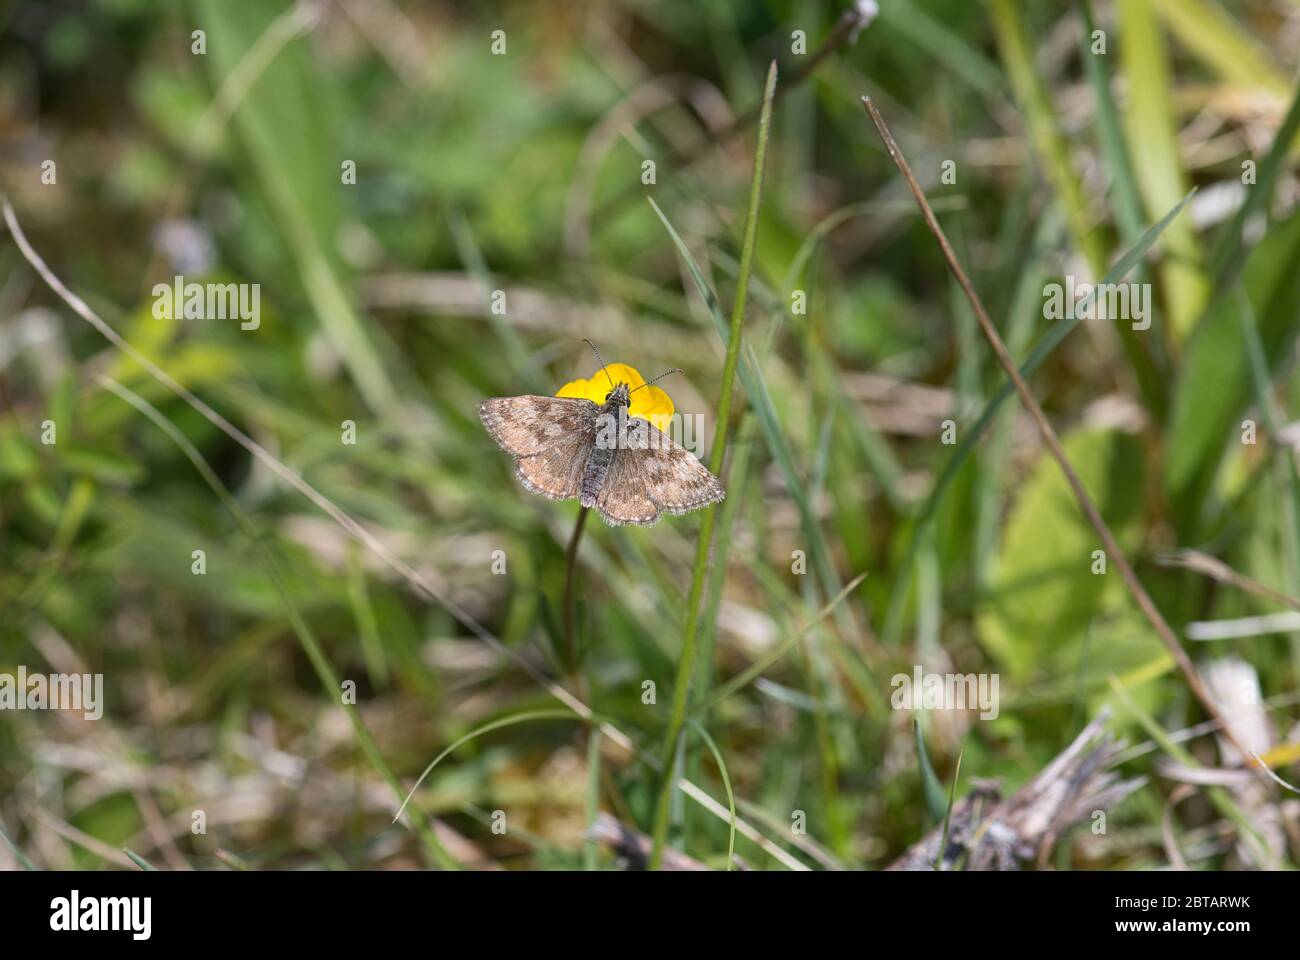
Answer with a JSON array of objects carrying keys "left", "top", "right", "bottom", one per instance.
[{"left": 557, "top": 362, "right": 675, "bottom": 431}]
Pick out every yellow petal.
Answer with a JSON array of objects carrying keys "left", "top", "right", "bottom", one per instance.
[
  {"left": 556, "top": 378, "right": 593, "bottom": 400},
  {"left": 631, "top": 384, "right": 674, "bottom": 430},
  {"left": 556, "top": 363, "right": 676, "bottom": 429},
  {"left": 601, "top": 363, "right": 645, "bottom": 390}
]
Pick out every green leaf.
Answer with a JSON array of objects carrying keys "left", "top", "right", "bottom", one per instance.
[
  {"left": 884, "top": 189, "right": 1195, "bottom": 643},
  {"left": 1165, "top": 209, "right": 1300, "bottom": 530},
  {"left": 978, "top": 430, "right": 1146, "bottom": 679},
  {"left": 1118, "top": 0, "right": 1208, "bottom": 340}
]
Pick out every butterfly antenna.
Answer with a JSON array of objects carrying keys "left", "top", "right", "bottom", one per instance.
[
  {"left": 583, "top": 338, "right": 615, "bottom": 391},
  {"left": 628, "top": 368, "right": 684, "bottom": 394}
]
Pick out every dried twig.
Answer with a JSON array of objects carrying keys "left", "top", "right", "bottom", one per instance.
[
  {"left": 887, "top": 710, "right": 1144, "bottom": 870},
  {"left": 859, "top": 96, "right": 1255, "bottom": 766},
  {"left": 589, "top": 812, "right": 748, "bottom": 870},
  {"left": 1157, "top": 549, "right": 1300, "bottom": 613}
]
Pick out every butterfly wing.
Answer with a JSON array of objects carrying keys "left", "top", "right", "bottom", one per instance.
[
  {"left": 595, "top": 440, "right": 661, "bottom": 526},
  {"left": 479, "top": 395, "right": 597, "bottom": 456},
  {"left": 595, "top": 417, "right": 724, "bottom": 526},
  {"left": 479, "top": 395, "right": 597, "bottom": 501}
]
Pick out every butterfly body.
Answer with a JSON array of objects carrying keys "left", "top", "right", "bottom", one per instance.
[
  {"left": 578, "top": 384, "right": 629, "bottom": 508},
  {"left": 479, "top": 382, "right": 724, "bottom": 527}
]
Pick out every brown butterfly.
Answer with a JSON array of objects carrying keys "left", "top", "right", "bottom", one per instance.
[{"left": 479, "top": 341, "right": 725, "bottom": 526}]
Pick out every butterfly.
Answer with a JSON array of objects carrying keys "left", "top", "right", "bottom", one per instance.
[{"left": 479, "top": 342, "right": 725, "bottom": 526}]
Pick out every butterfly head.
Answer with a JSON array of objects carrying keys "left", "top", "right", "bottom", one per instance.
[{"left": 603, "top": 382, "right": 631, "bottom": 408}]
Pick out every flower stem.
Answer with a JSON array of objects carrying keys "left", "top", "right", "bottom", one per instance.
[
  {"left": 563, "top": 506, "right": 590, "bottom": 678},
  {"left": 648, "top": 60, "right": 778, "bottom": 869}
]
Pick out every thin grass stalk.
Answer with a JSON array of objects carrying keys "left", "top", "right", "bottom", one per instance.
[
  {"left": 1156, "top": 550, "right": 1300, "bottom": 614},
  {"left": 1077, "top": 0, "right": 1168, "bottom": 415},
  {"left": 648, "top": 60, "right": 778, "bottom": 869},
  {"left": 988, "top": 0, "right": 1105, "bottom": 275},
  {"left": 563, "top": 506, "right": 591, "bottom": 679},
  {"left": 1117, "top": 0, "right": 1208, "bottom": 341},
  {"left": 860, "top": 95, "right": 1265, "bottom": 774},
  {"left": 1106, "top": 677, "right": 1273, "bottom": 866},
  {"left": 1, "top": 199, "right": 783, "bottom": 861},
  {"left": 99, "top": 375, "right": 460, "bottom": 870},
  {"left": 934, "top": 748, "right": 963, "bottom": 871}
]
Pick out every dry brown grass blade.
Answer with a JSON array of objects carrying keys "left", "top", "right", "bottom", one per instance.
[
  {"left": 1157, "top": 549, "right": 1300, "bottom": 614},
  {"left": 859, "top": 95, "right": 1261, "bottom": 771}
]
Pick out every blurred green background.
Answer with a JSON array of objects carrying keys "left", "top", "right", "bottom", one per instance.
[{"left": 2, "top": 0, "right": 1299, "bottom": 870}]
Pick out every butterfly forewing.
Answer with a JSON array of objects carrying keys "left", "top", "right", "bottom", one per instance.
[
  {"left": 479, "top": 395, "right": 597, "bottom": 457},
  {"left": 480, "top": 395, "right": 598, "bottom": 500},
  {"left": 517, "top": 425, "right": 596, "bottom": 500}
]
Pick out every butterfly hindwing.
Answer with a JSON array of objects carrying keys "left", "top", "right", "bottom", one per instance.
[
  {"left": 594, "top": 417, "right": 724, "bottom": 525},
  {"left": 642, "top": 419, "right": 726, "bottom": 515},
  {"left": 596, "top": 438, "right": 661, "bottom": 526}
]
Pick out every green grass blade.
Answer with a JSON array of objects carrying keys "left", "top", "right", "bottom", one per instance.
[
  {"left": 1209, "top": 73, "right": 1300, "bottom": 284},
  {"left": 1147, "top": 0, "right": 1288, "bottom": 96},
  {"left": 649, "top": 61, "right": 778, "bottom": 869},
  {"left": 99, "top": 376, "right": 461, "bottom": 870},
  {"left": 1237, "top": 286, "right": 1300, "bottom": 672},
  {"left": 0, "top": 823, "right": 36, "bottom": 871},
  {"left": 1118, "top": 0, "right": 1208, "bottom": 340},
  {"left": 647, "top": 197, "right": 863, "bottom": 649},
  {"left": 989, "top": 0, "right": 1105, "bottom": 274},
  {"left": 934, "top": 747, "right": 963, "bottom": 871},
  {"left": 198, "top": 0, "right": 400, "bottom": 414},
  {"left": 878, "top": 2, "right": 1006, "bottom": 98},
  {"left": 123, "top": 848, "right": 158, "bottom": 871},
  {"left": 1078, "top": 0, "right": 1167, "bottom": 413},
  {"left": 884, "top": 189, "right": 1196, "bottom": 642},
  {"left": 1079, "top": 1, "right": 1145, "bottom": 243},
  {"left": 694, "top": 573, "right": 868, "bottom": 716},
  {"left": 345, "top": 544, "right": 390, "bottom": 690},
  {"left": 913, "top": 717, "right": 948, "bottom": 824},
  {"left": 689, "top": 720, "right": 736, "bottom": 870},
  {"left": 394, "top": 709, "right": 578, "bottom": 822}
]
